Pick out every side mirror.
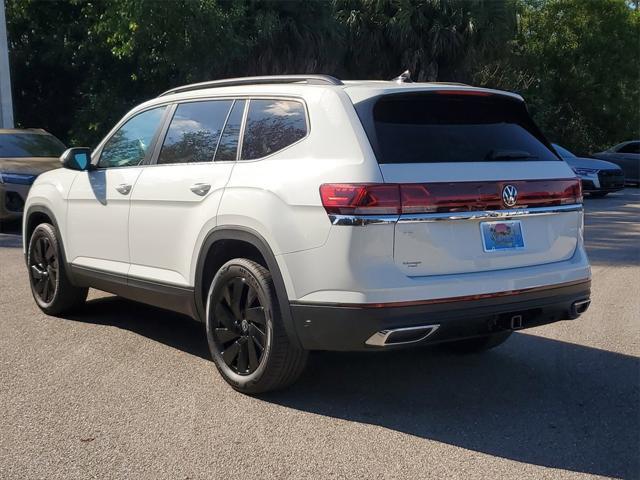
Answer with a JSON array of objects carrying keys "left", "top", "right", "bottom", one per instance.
[{"left": 60, "top": 148, "right": 92, "bottom": 171}]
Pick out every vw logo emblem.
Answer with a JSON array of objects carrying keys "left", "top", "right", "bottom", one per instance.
[{"left": 502, "top": 184, "right": 518, "bottom": 207}]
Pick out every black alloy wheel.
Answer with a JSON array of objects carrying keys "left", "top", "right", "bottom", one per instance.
[
  {"left": 211, "top": 276, "right": 268, "bottom": 375},
  {"left": 205, "top": 258, "right": 308, "bottom": 394},
  {"left": 27, "top": 223, "right": 88, "bottom": 315},
  {"left": 29, "top": 232, "right": 58, "bottom": 304}
]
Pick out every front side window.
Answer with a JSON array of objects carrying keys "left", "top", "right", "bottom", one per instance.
[
  {"left": 618, "top": 142, "right": 640, "bottom": 154},
  {"left": 241, "top": 99, "right": 307, "bottom": 160},
  {"left": 158, "top": 100, "right": 232, "bottom": 164},
  {"left": 99, "top": 106, "right": 166, "bottom": 168}
]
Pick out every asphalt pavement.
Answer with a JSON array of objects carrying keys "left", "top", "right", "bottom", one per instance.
[{"left": 0, "top": 189, "right": 638, "bottom": 479}]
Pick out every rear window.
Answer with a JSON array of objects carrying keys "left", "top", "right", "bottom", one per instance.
[
  {"left": 0, "top": 133, "right": 66, "bottom": 158},
  {"left": 371, "top": 93, "right": 559, "bottom": 164}
]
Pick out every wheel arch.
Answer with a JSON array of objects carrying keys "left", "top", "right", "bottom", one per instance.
[
  {"left": 23, "top": 204, "right": 76, "bottom": 283},
  {"left": 195, "top": 226, "right": 301, "bottom": 349}
]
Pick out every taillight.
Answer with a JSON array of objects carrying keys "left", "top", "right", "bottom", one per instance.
[
  {"left": 570, "top": 178, "right": 583, "bottom": 204},
  {"left": 319, "top": 184, "right": 401, "bottom": 215},
  {"left": 320, "top": 179, "right": 582, "bottom": 217}
]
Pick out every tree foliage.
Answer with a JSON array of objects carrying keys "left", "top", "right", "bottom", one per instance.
[{"left": 5, "top": 0, "right": 639, "bottom": 153}]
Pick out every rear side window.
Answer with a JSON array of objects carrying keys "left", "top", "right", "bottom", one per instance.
[
  {"left": 214, "top": 100, "right": 245, "bottom": 162},
  {"left": 241, "top": 99, "right": 307, "bottom": 160},
  {"left": 371, "top": 93, "right": 559, "bottom": 164},
  {"left": 0, "top": 133, "right": 65, "bottom": 158},
  {"left": 158, "top": 100, "right": 232, "bottom": 164}
]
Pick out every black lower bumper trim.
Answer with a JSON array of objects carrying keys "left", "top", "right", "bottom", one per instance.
[{"left": 290, "top": 281, "right": 591, "bottom": 351}]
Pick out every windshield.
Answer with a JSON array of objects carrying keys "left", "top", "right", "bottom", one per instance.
[
  {"left": 552, "top": 143, "right": 576, "bottom": 159},
  {"left": 0, "top": 133, "right": 66, "bottom": 158},
  {"left": 371, "top": 93, "right": 559, "bottom": 164}
]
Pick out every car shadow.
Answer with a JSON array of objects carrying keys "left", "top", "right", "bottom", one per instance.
[
  {"left": 65, "top": 296, "right": 210, "bottom": 360},
  {"left": 88, "top": 169, "right": 108, "bottom": 205},
  {"left": 264, "top": 335, "right": 639, "bottom": 479},
  {"left": 583, "top": 188, "right": 640, "bottom": 266},
  {"left": 67, "top": 296, "right": 638, "bottom": 479}
]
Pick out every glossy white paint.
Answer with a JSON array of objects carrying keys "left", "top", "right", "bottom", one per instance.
[
  {"left": 394, "top": 210, "right": 580, "bottom": 276},
  {"left": 129, "top": 162, "right": 235, "bottom": 286},
  {"left": 66, "top": 167, "right": 144, "bottom": 275},
  {"left": 22, "top": 167, "right": 76, "bottom": 251},
  {"left": 380, "top": 160, "right": 581, "bottom": 276},
  {"left": 24, "top": 79, "right": 591, "bottom": 307}
]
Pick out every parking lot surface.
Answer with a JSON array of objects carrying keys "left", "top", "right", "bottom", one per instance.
[{"left": 0, "top": 190, "right": 638, "bottom": 479}]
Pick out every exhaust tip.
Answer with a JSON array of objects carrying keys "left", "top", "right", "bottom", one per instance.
[
  {"left": 366, "top": 325, "right": 440, "bottom": 347},
  {"left": 569, "top": 298, "right": 591, "bottom": 319}
]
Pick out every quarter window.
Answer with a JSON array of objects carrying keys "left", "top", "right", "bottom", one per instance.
[
  {"left": 214, "top": 100, "right": 246, "bottom": 162},
  {"left": 99, "top": 106, "right": 166, "bottom": 168},
  {"left": 158, "top": 100, "right": 233, "bottom": 164},
  {"left": 241, "top": 99, "right": 307, "bottom": 160}
]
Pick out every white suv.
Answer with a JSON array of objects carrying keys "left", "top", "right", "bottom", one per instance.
[{"left": 23, "top": 75, "right": 591, "bottom": 393}]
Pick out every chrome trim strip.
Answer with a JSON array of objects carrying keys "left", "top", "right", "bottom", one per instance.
[
  {"left": 365, "top": 324, "right": 440, "bottom": 347},
  {"left": 328, "top": 204, "right": 582, "bottom": 226},
  {"left": 329, "top": 214, "right": 399, "bottom": 226},
  {"left": 398, "top": 204, "right": 583, "bottom": 223}
]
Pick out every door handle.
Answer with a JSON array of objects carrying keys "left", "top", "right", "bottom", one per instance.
[
  {"left": 115, "top": 184, "right": 132, "bottom": 195},
  {"left": 190, "top": 183, "right": 211, "bottom": 196}
]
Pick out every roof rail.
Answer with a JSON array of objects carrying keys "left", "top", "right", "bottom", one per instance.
[{"left": 159, "top": 75, "right": 343, "bottom": 97}]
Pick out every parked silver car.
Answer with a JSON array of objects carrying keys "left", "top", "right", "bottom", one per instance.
[
  {"left": 553, "top": 143, "right": 625, "bottom": 198},
  {"left": 591, "top": 140, "right": 639, "bottom": 185}
]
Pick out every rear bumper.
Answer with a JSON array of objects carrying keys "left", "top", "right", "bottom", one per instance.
[{"left": 290, "top": 280, "right": 591, "bottom": 351}]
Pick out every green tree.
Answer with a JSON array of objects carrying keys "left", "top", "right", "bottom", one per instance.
[
  {"left": 477, "top": 0, "right": 640, "bottom": 153},
  {"left": 6, "top": 0, "right": 638, "bottom": 154},
  {"left": 333, "top": 0, "right": 517, "bottom": 81}
]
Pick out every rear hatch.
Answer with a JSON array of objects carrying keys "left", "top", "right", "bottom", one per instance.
[{"left": 356, "top": 89, "right": 582, "bottom": 276}]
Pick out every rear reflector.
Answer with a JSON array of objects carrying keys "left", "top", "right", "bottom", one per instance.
[{"left": 320, "top": 179, "right": 582, "bottom": 216}]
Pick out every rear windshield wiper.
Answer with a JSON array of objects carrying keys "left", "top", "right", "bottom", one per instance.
[{"left": 485, "top": 150, "right": 538, "bottom": 161}]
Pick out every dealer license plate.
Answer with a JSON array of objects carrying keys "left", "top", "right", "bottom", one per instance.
[{"left": 480, "top": 220, "right": 525, "bottom": 252}]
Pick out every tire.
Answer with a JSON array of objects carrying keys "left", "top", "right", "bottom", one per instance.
[
  {"left": 445, "top": 331, "right": 512, "bottom": 354},
  {"left": 205, "top": 258, "right": 308, "bottom": 394},
  {"left": 589, "top": 192, "right": 608, "bottom": 198},
  {"left": 27, "top": 223, "right": 88, "bottom": 315}
]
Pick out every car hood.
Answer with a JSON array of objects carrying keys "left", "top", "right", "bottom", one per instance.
[
  {"left": 0, "top": 157, "right": 61, "bottom": 176},
  {"left": 564, "top": 156, "right": 621, "bottom": 170}
]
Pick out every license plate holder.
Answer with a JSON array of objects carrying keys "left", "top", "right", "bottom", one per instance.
[{"left": 480, "top": 220, "right": 525, "bottom": 252}]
